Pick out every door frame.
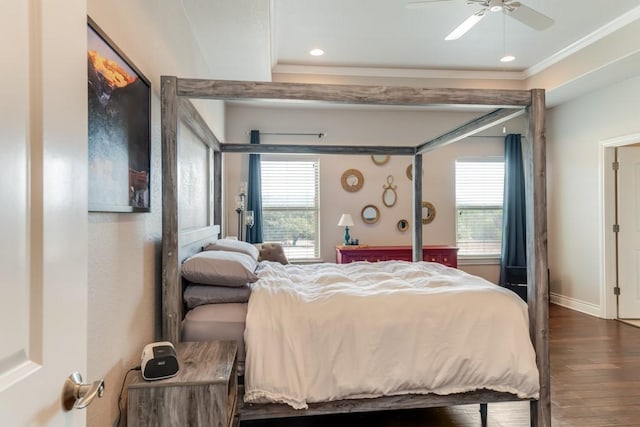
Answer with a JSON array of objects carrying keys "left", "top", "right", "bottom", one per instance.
[{"left": 599, "top": 132, "right": 640, "bottom": 319}]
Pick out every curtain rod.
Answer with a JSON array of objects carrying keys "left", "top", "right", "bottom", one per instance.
[{"left": 247, "top": 131, "right": 325, "bottom": 138}]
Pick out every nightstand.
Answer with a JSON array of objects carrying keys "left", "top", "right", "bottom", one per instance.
[{"left": 127, "top": 341, "right": 238, "bottom": 427}]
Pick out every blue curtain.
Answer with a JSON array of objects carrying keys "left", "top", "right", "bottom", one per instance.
[
  {"left": 499, "top": 134, "right": 527, "bottom": 285},
  {"left": 246, "top": 130, "right": 263, "bottom": 243}
]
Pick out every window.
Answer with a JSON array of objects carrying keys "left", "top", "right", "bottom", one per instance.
[
  {"left": 261, "top": 156, "right": 320, "bottom": 260},
  {"left": 455, "top": 159, "right": 504, "bottom": 257}
]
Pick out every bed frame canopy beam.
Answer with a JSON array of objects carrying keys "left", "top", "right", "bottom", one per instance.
[
  {"left": 175, "top": 78, "right": 532, "bottom": 108},
  {"left": 417, "top": 107, "right": 525, "bottom": 154},
  {"left": 220, "top": 143, "right": 416, "bottom": 156}
]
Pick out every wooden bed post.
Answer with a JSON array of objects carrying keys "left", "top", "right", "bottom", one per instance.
[
  {"left": 161, "top": 76, "right": 182, "bottom": 343},
  {"left": 214, "top": 150, "right": 222, "bottom": 228},
  {"left": 412, "top": 154, "right": 423, "bottom": 262},
  {"left": 524, "top": 88, "right": 550, "bottom": 427}
]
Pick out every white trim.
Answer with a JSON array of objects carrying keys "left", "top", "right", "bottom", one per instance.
[
  {"left": 0, "top": 352, "right": 41, "bottom": 393},
  {"left": 272, "top": 64, "right": 524, "bottom": 80},
  {"left": 599, "top": 144, "right": 617, "bottom": 319},
  {"left": 524, "top": 5, "right": 640, "bottom": 78},
  {"left": 599, "top": 132, "right": 640, "bottom": 320},
  {"left": 550, "top": 293, "right": 602, "bottom": 318},
  {"left": 601, "top": 132, "right": 640, "bottom": 148}
]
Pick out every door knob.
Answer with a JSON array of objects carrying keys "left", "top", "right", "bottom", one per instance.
[{"left": 62, "top": 372, "right": 105, "bottom": 411}]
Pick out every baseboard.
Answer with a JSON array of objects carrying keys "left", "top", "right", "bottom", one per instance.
[{"left": 550, "top": 292, "right": 602, "bottom": 318}]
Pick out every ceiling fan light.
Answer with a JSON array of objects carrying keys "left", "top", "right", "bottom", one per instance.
[
  {"left": 500, "top": 54, "right": 515, "bottom": 62},
  {"left": 489, "top": 0, "right": 503, "bottom": 12}
]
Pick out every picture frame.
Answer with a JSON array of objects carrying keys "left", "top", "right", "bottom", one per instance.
[{"left": 87, "top": 17, "right": 151, "bottom": 212}]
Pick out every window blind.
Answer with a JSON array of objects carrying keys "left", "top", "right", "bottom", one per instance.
[
  {"left": 455, "top": 160, "right": 504, "bottom": 257},
  {"left": 260, "top": 158, "right": 320, "bottom": 259}
]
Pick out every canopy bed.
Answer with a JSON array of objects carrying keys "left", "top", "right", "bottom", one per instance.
[{"left": 160, "top": 77, "right": 549, "bottom": 426}]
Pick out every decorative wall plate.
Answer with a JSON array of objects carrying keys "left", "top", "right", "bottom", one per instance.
[
  {"left": 361, "top": 204, "right": 380, "bottom": 224},
  {"left": 341, "top": 169, "right": 364, "bottom": 192},
  {"left": 371, "top": 154, "right": 390, "bottom": 166},
  {"left": 422, "top": 201, "right": 436, "bottom": 224}
]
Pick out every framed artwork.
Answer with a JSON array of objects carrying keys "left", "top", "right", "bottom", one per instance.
[{"left": 87, "top": 17, "right": 151, "bottom": 212}]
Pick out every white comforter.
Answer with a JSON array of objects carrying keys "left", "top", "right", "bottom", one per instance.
[{"left": 244, "top": 260, "right": 539, "bottom": 409}]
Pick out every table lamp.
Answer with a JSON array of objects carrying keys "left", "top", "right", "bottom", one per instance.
[{"left": 337, "top": 213, "right": 354, "bottom": 246}]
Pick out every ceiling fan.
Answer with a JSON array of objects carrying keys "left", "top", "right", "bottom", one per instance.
[{"left": 407, "top": 0, "right": 554, "bottom": 40}]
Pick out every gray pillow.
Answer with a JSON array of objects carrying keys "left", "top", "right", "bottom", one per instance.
[
  {"left": 182, "top": 250, "right": 258, "bottom": 287},
  {"left": 204, "top": 238, "right": 260, "bottom": 261},
  {"left": 183, "top": 284, "right": 251, "bottom": 309}
]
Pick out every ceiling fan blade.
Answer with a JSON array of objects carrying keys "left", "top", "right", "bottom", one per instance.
[
  {"left": 406, "top": 0, "right": 456, "bottom": 9},
  {"left": 506, "top": 2, "right": 554, "bottom": 30},
  {"left": 445, "top": 10, "right": 486, "bottom": 40}
]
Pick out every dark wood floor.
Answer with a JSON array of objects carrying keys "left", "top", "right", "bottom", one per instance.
[{"left": 241, "top": 304, "right": 640, "bottom": 427}]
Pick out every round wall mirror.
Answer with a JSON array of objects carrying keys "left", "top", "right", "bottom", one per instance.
[
  {"left": 406, "top": 164, "right": 413, "bottom": 180},
  {"left": 382, "top": 175, "right": 397, "bottom": 207},
  {"left": 422, "top": 201, "right": 436, "bottom": 224},
  {"left": 371, "top": 155, "right": 390, "bottom": 166},
  {"left": 361, "top": 204, "right": 380, "bottom": 224},
  {"left": 397, "top": 219, "right": 409, "bottom": 232},
  {"left": 341, "top": 169, "right": 364, "bottom": 192}
]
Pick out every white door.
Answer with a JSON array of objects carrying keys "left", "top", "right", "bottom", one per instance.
[
  {"left": 618, "top": 145, "right": 640, "bottom": 318},
  {"left": 0, "top": 1, "right": 89, "bottom": 425}
]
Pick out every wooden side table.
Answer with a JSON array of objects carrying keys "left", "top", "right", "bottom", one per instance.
[{"left": 127, "top": 341, "right": 238, "bottom": 427}]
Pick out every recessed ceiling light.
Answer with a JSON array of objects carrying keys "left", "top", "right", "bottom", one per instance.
[
  {"left": 309, "top": 48, "right": 324, "bottom": 56},
  {"left": 500, "top": 55, "right": 516, "bottom": 63}
]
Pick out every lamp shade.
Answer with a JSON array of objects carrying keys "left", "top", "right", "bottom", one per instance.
[{"left": 338, "top": 213, "right": 354, "bottom": 227}]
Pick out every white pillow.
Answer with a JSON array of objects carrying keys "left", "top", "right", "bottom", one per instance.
[
  {"left": 182, "top": 250, "right": 258, "bottom": 287},
  {"left": 204, "top": 238, "right": 260, "bottom": 261}
]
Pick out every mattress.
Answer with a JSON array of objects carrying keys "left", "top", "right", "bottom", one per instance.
[
  {"left": 182, "top": 302, "right": 247, "bottom": 367},
  {"left": 244, "top": 260, "right": 540, "bottom": 409}
]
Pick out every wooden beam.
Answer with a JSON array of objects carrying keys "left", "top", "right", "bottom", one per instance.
[
  {"left": 213, "top": 150, "right": 222, "bottom": 229},
  {"left": 177, "top": 97, "right": 221, "bottom": 152},
  {"left": 176, "top": 78, "right": 533, "bottom": 107},
  {"left": 221, "top": 143, "right": 416, "bottom": 156},
  {"left": 416, "top": 108, "right": 525, "bottom": 154},
  {"left": 160, "top": 76, "right": 181, "bottom": 344},
  {"left": 523, "top": 89, "right": 550, "bottom": 427},
  {"left": 412, "top": 155, "right": 423, "bottom": 262},
  {"left": 239, "top": 387, "right": 531, "bottom": 420}
]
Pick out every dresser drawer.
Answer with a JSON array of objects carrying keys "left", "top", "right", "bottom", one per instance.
[{"left": 336, "top": 245, "right": 458, "bottom": 268}]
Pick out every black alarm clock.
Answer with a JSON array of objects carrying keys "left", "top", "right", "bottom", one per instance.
[{"left": 141, "top": 341, "right": 180, "bottom": 381}]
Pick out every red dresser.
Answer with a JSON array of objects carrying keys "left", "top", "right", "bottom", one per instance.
[{"left": 335, "top": 245, "right": 459, "bottom": 268}]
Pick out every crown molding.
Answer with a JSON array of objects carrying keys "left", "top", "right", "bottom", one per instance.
[
  {"left": 524, "top": 5, "right": 640, "bottom": 78},
  {"left": 272, "top": 64, "right": 525, "bottom": 80}
]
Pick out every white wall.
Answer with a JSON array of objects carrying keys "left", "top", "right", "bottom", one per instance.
[
  {"left": 225, "top": 105, "right": 524, "bottom": 282},
  {"left": 86, "top": 1, "right": 222, "bottom": 425},
  {"left": 547, "top": 75, "right": 640, "bottom": 315}
]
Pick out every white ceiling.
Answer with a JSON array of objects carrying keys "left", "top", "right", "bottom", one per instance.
[
  {"left": 181, "top": 0, "right": 640, "bottom": 106},
  {"left": 274, "top": 0, "right": 639, "bottom": 72}
]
